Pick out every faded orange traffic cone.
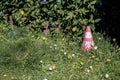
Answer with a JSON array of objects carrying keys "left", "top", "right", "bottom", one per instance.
[{"left": 82, "top": 26, "right": 94, "bottom": 51}]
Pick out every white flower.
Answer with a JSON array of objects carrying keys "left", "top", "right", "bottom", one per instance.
[
  {"left": 42, "top": 37, "right": 46, "bottom": 40},
  {"left": 11, "top": 77, "right": 14, "bottom": 79},
  {"left": 89, "top": 66, "right": 93, "bottom": 69},
  {"left": 94, "top": 46, "right": 98, "bottom": 50},
  {"left": 72, "top": 54, "right": 75, "bottom": 57},
  {"left": 40, "top": 60, "right": 43, "bottom": 64},
  {"left": 54, "top": 44, "right": 57, "bottom": 47},
  {"left": 55, "top": 47, "right": 57, "bottom": 50},
  {"left": 50, "top": 46, "right": 52, "bottom": 48},
  {"left": 98, "top": 37, "right": 101, "bottom": 40},
  {"left": 64, "top": 52, "right": 67, "bottom": 55},
  {"left": 3, "top": 74, "right": 7, "bottom": 77},
  {"left": 48, "top": 67, "right": 52, "bottom": 71},
  {"left": 43, "top": 78, "right": 48, "bottom": 80},
  {"left": 87, "top": 69, "right": 90, "bottom": 73},
  {"left": 105, "top": 74, "right": 109, "bottom": 78}
]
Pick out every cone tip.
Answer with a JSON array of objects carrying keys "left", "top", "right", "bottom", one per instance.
[
  {"left": 86, "top": 25, "right": 91, "bottom": 32},
  {"left": 87, "top": 25, "right": 90, "bottom": 27}
]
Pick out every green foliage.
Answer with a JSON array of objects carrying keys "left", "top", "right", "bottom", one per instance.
[
  {"left": 0, "top": 0, "right": 101, "bottom": 41},
  {"left": 0, "top": 27, "right": 120, "bottom": 80}
]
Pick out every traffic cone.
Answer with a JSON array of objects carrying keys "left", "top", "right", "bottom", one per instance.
[{"left": 82, "top": 26, "right": 94, "bottom": 51}]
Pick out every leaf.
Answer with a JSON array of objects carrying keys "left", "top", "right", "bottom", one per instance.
[
  {"left": 83, "top": 0, "right": 87, "bottom": 4},
  {"left": 57, "top": 10, "right": 65, "bottom": 16},
  {"left": 88, "top": 1, "right": 96, "bottom": 9},
  {"left": 67, "top": 4, "right": 76, "bottom": 9},
  {"left": 90, "top": 1, "right": 96, "bottom": 5},
  {"left": 90, "top": 14, "right": 93, "bottom": 20},
  {"left": 66, "top": 12, "right": 74, "bottom": 19},
  {"left": 42, "top": 8, "right": 48, "bottom": 12},
  {"left": 90, "top": 24, "right": 95, "bottom": 31},
  {"left": 76, "top": 0, "right": 81, "bottom": 3},
  {"left": 94, "top": 18, "right": 101, "bottom": 23}
]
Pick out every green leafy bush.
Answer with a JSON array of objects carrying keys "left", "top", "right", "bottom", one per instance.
[{"left": 0, "top": 0, "right": 101, "bottom": 41}]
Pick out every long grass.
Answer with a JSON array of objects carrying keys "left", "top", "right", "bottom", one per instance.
[{"left": 0, "top": 27, "right": 120, "bottom": 80}]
